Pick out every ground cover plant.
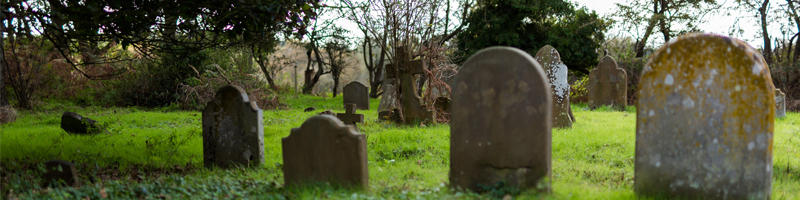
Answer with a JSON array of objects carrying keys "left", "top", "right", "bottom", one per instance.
[{"left": 1, "top": 95, "right": 799, "bottom": 199}]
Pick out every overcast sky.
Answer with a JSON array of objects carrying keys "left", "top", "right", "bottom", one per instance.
[
  {"left": 328, "top": 0, "right": 788, "bottom": 49},
  {"left": 571, "top": 0, "right": 787, "bottom": 48}
]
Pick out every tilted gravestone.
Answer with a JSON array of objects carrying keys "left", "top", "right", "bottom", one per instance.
[
  {"left": 450, "top": 46, "right": 552, "bottom": 192},
  {"left": 776, "top": 89, "right": 786, "bottom": 118},
  {"left": 343, "top": 81, "right": 369, "bottom": 110},
  {"left": 589, "top": 55, "right": 627, "bottom": 110},
  {"left": 202, "top": 85, "right": 264, "bottom": 168},
  {"left": 535, "top": 45, "right": 575, "bottom": 128},
  {"left": 282, "top": 114, "right": 368, "bottom": 189},
  {"left": 336, "top": 103, "right": 364, "bottom": 126},
  {"left": 636, "top": 33, "right": 774, "bottom": 199},
  {"left": 61, "top": 112, "right": 102, "bottom": 134}
]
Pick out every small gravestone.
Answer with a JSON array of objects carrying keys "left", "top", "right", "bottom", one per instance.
[
  {"left": 535, "top": 45, "right": 575, "bottom": 128},
  {"left": 378, "top": 76, "right": 400, "bottom": 121},
  {"left": 588, "top": 55, "right": 627, "bottom": 110},
  {"left": 636, "top": 33, "right": 774, "bottom": 199},
  {"left": 60, "top": 112, "right": 102, "bottom": 134},
  {"left": 343, "top": 82, "right": 369, "bottom": 110},
  {"left": 451, "top": 46, "right": 552, "bottom": 192},
  {"left": 0, "top": 106, "right": 17, "bottom": 124},
  {"left": 202, "top": 85, "right": 264, "bottom": 168},
  {"left": 282, "top": 115, "right": 368, "bottom": 189},
  {"left": 43, "top": 160, "right": 79, "bottom": 187},
  {"left": 336, "top": 103, "right": 364, "bottom": 126},
  {"left": 776, "top": 89, "right": 786, "bottom": 118}
]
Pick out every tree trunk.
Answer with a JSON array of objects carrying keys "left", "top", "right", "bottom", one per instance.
[
  {"left": 788, "top": 0, "right": 800, "bottom": 64},
  {"left": 0, "top": 20, "right": 8, "bottom": 106},
  {"left": 759, "top": 0, "right": 772, "bottom": 65},
  {"left": 302, "top": 49, "right": 315, "bottom": 94},
  {"left": 635, "top": 1, "right": 660, "bottom": 58}
]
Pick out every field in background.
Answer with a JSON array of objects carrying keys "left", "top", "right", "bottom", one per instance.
[{"left": 1, "top": 95, "right": 799, "bottom": 199}]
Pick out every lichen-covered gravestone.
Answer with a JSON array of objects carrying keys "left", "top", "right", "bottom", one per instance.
[
  {"left": 776, "top": 89, "right": 786, "bottom": 118},
  {"left": 343, "top": 81, "right": 369, "bottom": 110},
  {"left": 282, "top": 115, "right": 368, "bottom": 189},
  {"left": 450, "top": 46, "right": 552, "bottom": 192},
  {"left": 202, "top": 85, "right": 264, "bottom": 168},
  {"left": 535, "top": 45, "right": 575, "bottom": 128},
  {"left": 636, "top": 33, "right": 774, "bottom": 199},
  {"left": 589, "top": 55, "right": 627, "bottom": 110}
]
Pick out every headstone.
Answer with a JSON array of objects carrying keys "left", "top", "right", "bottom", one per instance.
[
  {"left": 450, "top": 46, "right": 552, "bottom": 192},
  {"left": 202, "top": 85, "right": 264, "bottom": 168},
  {"left": 336, "top": 103, "right": 364, "bottom": 126},
  {"left": 588, "top": 55, "right": 627, "bottom": 110},
  {"left": 397, "top": 47, "right": 433, "bottom": 124},
  {"left": 282, "top": 115, "right": 368, "bottom": 189},
  {"left": 535, "top": 45, "right": 575, "bottom": 128},
  {"left": 776, "top": 89, "right": 786, "bottom": 118},
  {"left": 43, "top": 160, "right": 79, "bottom": 187},
  {"left": 378, "top": 75, "right": 400, "bottom": 121},
  {"left": 0, "top": 105, "right": 17, "bottom": 124},
  {"left": 60, "top": 112, "right": 102, "bottom": 134},
  {"left": 636, "top": 33, "right": 774, "bottom": 199},
  {"left": 343, "top": 82, "right": 370, "bottom": 110}
]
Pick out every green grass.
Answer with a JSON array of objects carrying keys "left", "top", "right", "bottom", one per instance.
[{"left": 1, "top": 95, "right": 799, "bottom": 199}]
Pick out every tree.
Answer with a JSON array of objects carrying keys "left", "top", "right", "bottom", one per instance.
[
  {"left": 340, "top": 0, "right": 471, "bottom": 98},
  {"left": 457, "top": 0, "right": 609, "bottom": 74},
  {"left": 734, "top": 0, "right": 773, "bottom": 64},
  {"left": 615, "top": 0, "right": 717, "bottom": 58}
]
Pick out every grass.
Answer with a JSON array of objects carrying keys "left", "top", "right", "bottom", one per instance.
[{"left": 1, "top": 94, "right": 799, "bottom": 199}]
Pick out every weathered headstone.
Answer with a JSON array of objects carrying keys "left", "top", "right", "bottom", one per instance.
[
  {"left": 535, "top": 45, "right": 575, "bottom": 128},
  {"left": 343, "top": 82, "right": 369, "bottom": 110},
  {"left": 43, "top": 160, "right": 79, "bottom": 187},
  {"left": 282, "top": 114, "right": 368, "bottom": 189},
  {"left": 636, "top": 33, "right": 774, "bottom": 199},
  {"left": 202, "top": 85, "right": 264, "bottom": 168},
  {"left": 0, "top": 105, "right": 17, "bottom": 124},
  {"left": 60, "top": 112, "right": 102, "bottom": 134},
  {"left": 397, "top": 48, "right": 433, "bottom": 124},
  {"left": 450, "top": 46, "right": 552, "bottom": 192},
  {"left": 336, "top": 103, "right": 364, "bottom": 126},
  {"left": 378, "top": 69, "right": 400, "bottom": 121},
  {"left": 776, "top": 89, "right": 786, "bottom": 118},
  {"left": 588, "top": 55, "right": 627, "bottom": 110}
]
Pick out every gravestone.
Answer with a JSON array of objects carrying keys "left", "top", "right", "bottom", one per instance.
[
  {"left": 343, "top": 82, "right": 369, "bottom": 110},
  {"left": 776, "top": 89, "right": 786, "bottom": 118},
  {"left": 282, "top": 115, "right": 368, "bottom": 189},
  {"left": 61, "top": 112, "right": 102, "bottom": 134},
  {"left": 43, "top": 160, "right": 79, "bottom": 187},
  {"left": 336, "top": 103, "right": 364, "bottom": 126},
  {"left": 535, "top": 45, "right": 575, "bottom": 128},
  {"left": 378, "top": 68, "right": 400, "bottom": 121},
  {"left": 450, "top": 46, "right": 552, "bottom": 192},
  {"left": 202, "top": 85, "right": 264, "bottom": 168},
  {"left": 636, "top": 33, "right": 774, "bottom": 199},
  {"left": 0, "top": 106, "right": 17, "bottom": 124},
  {"left": 588, "top": 55, "right": 627, "bottom": 110},
  {"left": 397, "top": 48, "right": 433, "bottom": 124}
]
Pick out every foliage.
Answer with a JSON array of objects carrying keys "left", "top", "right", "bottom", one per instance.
[
  {"left": 2, "top": 96, "right": 799, "bottom": 199},
  {"left": 570, "top": 76, "right": 589, "bottom": 103},
  {"left": 2, "top": 37, "right": 61, "bottom": 109},
  {"left": 456, "top": 0, "right": 609, "bottom": 74}
]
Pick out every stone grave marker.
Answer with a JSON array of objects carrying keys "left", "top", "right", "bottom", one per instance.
[
  {"left": 635, "top": 33, "right": 774, "bottom": 199},
  {"left": 61, "top": 112, "right": 102, "bottom": 134},
  {"left": 343, "top": 81, "right": 369, "bottom": 110},
  {"left": 535, "top": 45, "right": 575, "bottom": 128},
  {"left": 336, "top": 103, "right": 364, "bottom": 126},
  {"left": 776, "top": 89, "right": 786, "bottom": 118},
  {"left": 282, "top": 114, "right": 368, "bottom": 189},
  {"left": 397, "top": 47, "right": 433, "bottom": 124},
  {"left": 202, "top": 85, "right": 264, "bottom": 168},
  {"left": 589, "top": 55, "right": 627, "bottom": 110},
  {"left": 43, "top": 160, "right": 79, "bottom": 187},
  {"left": 450, "top": 46, "right": 552, "bottom": 192}
]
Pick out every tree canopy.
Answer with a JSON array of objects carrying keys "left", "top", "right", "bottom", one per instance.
[{"left": 455, "top": 0, "right": 609, "bottom": 74}]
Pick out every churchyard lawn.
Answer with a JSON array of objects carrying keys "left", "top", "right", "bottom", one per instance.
[{"left": 2, "top": 95, "right": 798, "bottom": 199}]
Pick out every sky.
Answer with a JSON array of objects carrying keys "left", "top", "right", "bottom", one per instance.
[
  {"left": 571, "top": 0, "right": 788, "bottom": 49},
  {"left": 329, "top": 0, "right": 790, "bottom": 50}
]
